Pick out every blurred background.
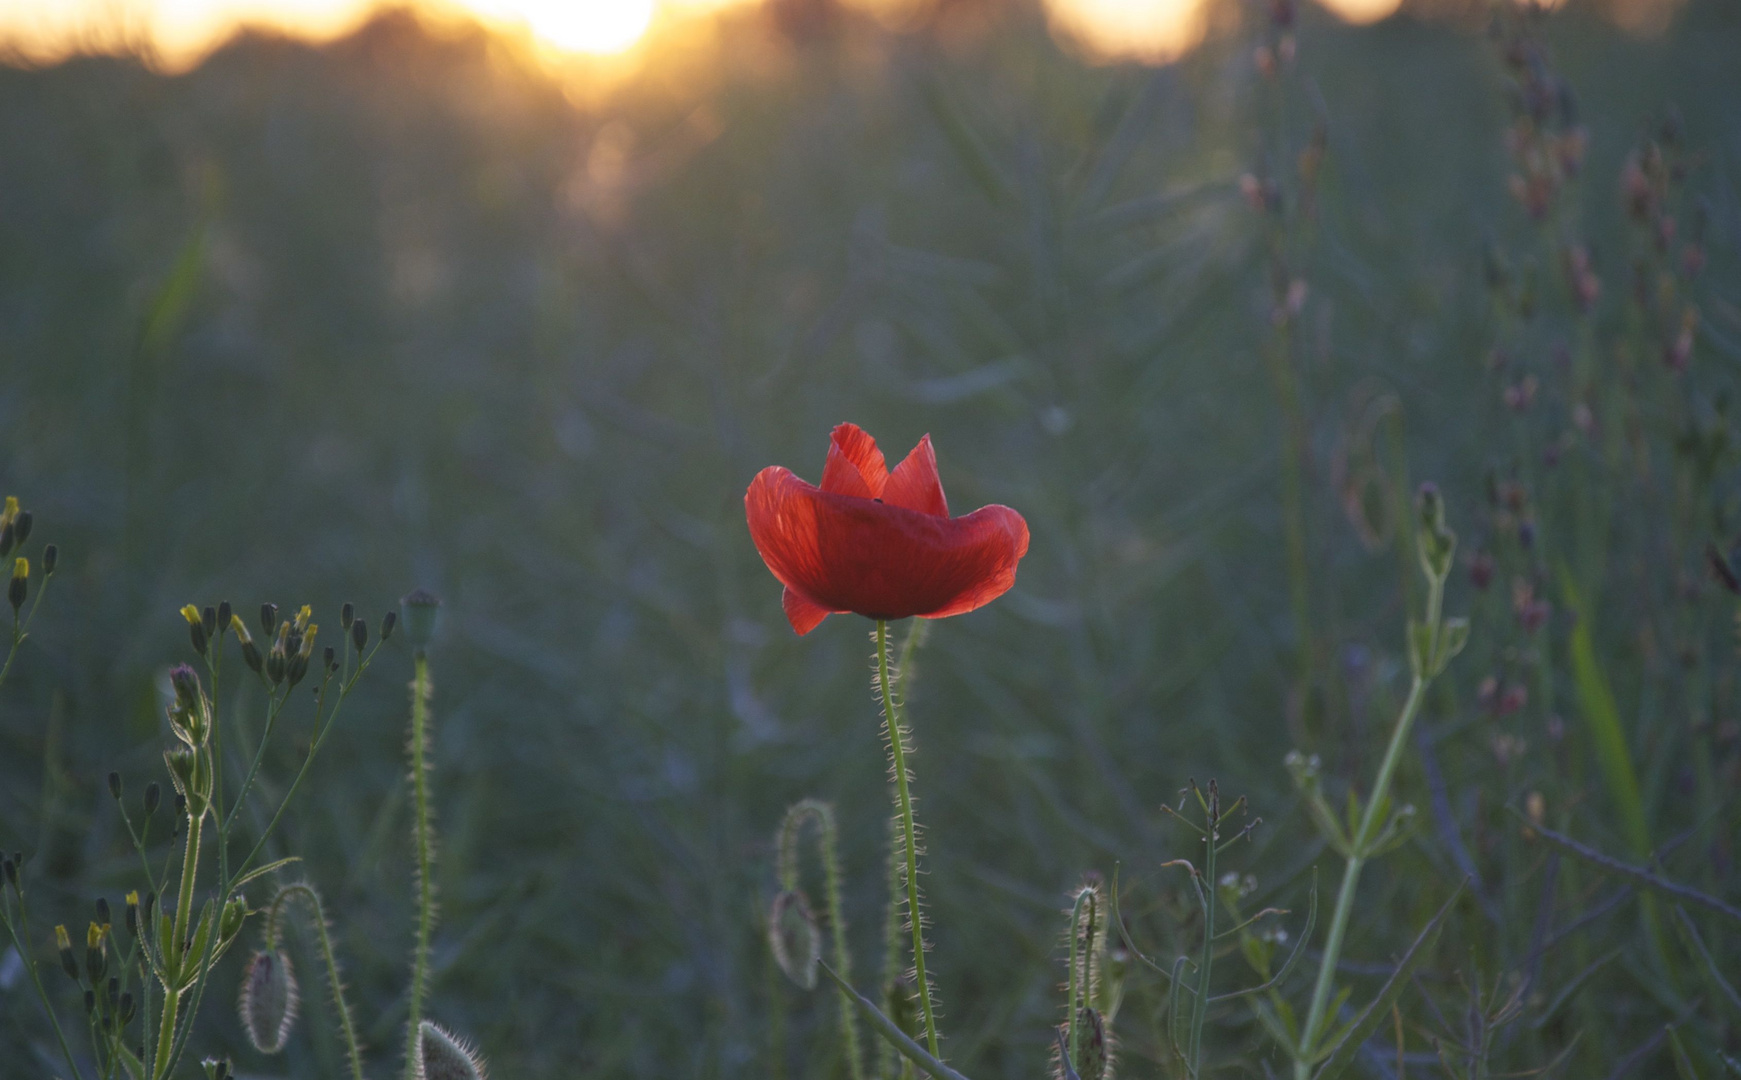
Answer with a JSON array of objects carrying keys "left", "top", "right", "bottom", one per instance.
[{"left": 1, "top": 0, "right": 1738, "bottom": 1076}]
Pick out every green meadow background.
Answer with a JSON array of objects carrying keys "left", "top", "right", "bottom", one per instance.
[{"left": 2, "top": 0, "right": 1739, "bottom": 1075}]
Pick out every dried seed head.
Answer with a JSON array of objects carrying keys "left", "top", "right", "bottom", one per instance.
[
  {"left": 418, "top": 1021, "right": 489, "bottom": 1080},
  {"left": 767, "top": 890, "right": 821, "bottom": 990},
  {"left": 239, "top": 949, "right": 299, "bottom": 1054}
]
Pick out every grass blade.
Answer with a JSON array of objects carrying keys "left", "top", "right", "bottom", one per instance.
[{"left": 818, "top": 961, "right": 973, "bottom": 1080}]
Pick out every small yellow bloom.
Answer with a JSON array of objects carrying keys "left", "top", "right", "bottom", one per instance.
[
  {"left": 180, "top": 604, "right": 202, "bottom": 625},
  {"left": 54, "top": 924, "right": 71, "bottom": 950},
  {"left": 11, "top": 558, "right": 25, "bottom": 580},
  {"left": 294, "top": 604, "right": 313, "bottom": 632},
  {"left": 230, "top": 614, "right": 254, "bottom": 645}
]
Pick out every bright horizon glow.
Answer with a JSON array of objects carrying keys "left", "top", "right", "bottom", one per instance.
[{"left": 0, "top": 0, "right": 1672, "bottom": 73}]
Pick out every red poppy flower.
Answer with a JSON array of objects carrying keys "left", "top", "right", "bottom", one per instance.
[{"left": 745, "top": 423, "right": 1030, "bottom": 634}]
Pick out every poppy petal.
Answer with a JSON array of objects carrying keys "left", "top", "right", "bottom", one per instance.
[
  {"left": 820, "top": 423, "right": 887, "bottom": 499},
  {"left": 747, "top": 465, "right": 1029, "bottom": 625},
  {"left": 781, "top": 586, "right": 834, "bottom": 635},
  {"left": 914, "top": 504, "right": 1029, "bottom": 619},
  {"left": 884, "top": 434, "right": 949, "bottom": 518}
]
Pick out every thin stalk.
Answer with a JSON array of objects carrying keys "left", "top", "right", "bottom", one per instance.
[
  {"left": 1066, "top": 887, "right": 1090, "bottom": 1070},
  {"left": 268, "top": 884, "right": 366, "bottom": 1080},
  {"left": 1190, "top": 821, "right": 1219, "bottom": 1073},
  {"left": 877, "top": 619, "right": 940, "bottom": 1061},
  {"left": 0, "top": 896, "right": 86, "bottom": 1080},
  {"left": 1295, "top": 672, "right": 1428, "bottom": 1077},
  {"left": 404, "top": 651, "right": 436, "bottom": 1080}
]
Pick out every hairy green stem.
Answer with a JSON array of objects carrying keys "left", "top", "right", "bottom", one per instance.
[
  {"left": 153, "top": 810, "right": 203, "bottom": 1079},
  {"left": 1190, "top": 817, "right": 1218, "bottom": 1073},
  {"left": 269, "top": 884, "right": 366, "bottom": 1080},
  {"left": 779, "top": 801, "right": 865, "bottom": 1080},
  {"left": 404, "top": 651, "right": 436, "bottom": 1080},
  {"left": 877, "top": 619, "right": 940, "bottom": 1062}
]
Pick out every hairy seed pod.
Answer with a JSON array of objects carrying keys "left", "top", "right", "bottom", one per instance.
[
  {"left": 767, "top": 890, "right": 821, "bottom": 990},
  {"left": 418, "top": 1021, "right": 489, "bottom": 1080},
  {"left": 239, "top": 949, "right": 299, "bottom": 1054}
]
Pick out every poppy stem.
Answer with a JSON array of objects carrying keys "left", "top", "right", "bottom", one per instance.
[{"left": 878, "top": 619, "right": 941, "bottom": 1062}]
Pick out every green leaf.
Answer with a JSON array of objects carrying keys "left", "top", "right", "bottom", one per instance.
[
  {"left": 1310, "top": 879, "right": 1466, "bottom": 1080},
  {"left": 1433, "top": 617, "right": 1469, "bottom": 675},
  {"left": 818, "top": 961, "right": 974, "bottom": 1080},
  {"left": 231, "top": 856, "right": 302, "bottom": 891},
  {"left": 1668, "top": 1025, "right": 1704, "bottom": 1080}
]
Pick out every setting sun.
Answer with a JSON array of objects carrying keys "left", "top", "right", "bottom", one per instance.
[{"left": 466, "top": 0, "right": 657, "bottom": 54}]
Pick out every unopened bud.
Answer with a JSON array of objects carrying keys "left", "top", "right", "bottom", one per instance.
[
  {"left": 125, "top": 892, "right": 141, "bottom": 937},
  {"left": 119, "top": 991, "right": 135, "bottom": 1024},
  {"left": 767, "top": 890, "right": 821, "bottom": 990},
  {"left": 351, "top": 617, "right": 368, "bottom": 653},
  {"left": 42, "top": 544, "right": 57, "bottom": 575},
  {"left": 108, "top": 772, "right": 122, "bottom": 800},
  {"left": 13, "top": 511, "right": 31, "bottom": 547},
  {"left": 340, "top": 602, "right": 355, "bottom": 629},
  {"left": 418, "top": 1021, "right": 489, "bottom": 1080},
  {"left": 380, "top": 610, "right": 397, "bottom": 641},
  {"left": 85, "top": 922, "right": 109, "bottom": 982},
  {"left": 55, "top": 924, "right": 78, "bottom": 981},
  {"left": 0, "top": 523, "right": 12, "bottom": 557},
  {"left": 323, "top": 646, "right": 335, "bottom": 670},
  {"left": 201, "top": 606, "right": 218, "bottom": 638},
  {"left": 260, "top": 603, "right": 277, "bottom": 636},
  {"left": 143, "top": 783, "right": 161, "bottom": 817},
  {"left": 8, "top": 558, "right": 26, "bottom": 612},
  {"left": 240, "top": 950, "right": 299, "bottom": 1054},
  {"left": 201, "top": 1058, "right": 232, "bottom": 1080},
  {"left": 95, "top": 897, "right": 111, "bottom": 925}
]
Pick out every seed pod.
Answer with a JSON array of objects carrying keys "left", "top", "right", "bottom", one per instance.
[
  {"left": 767, "top": 890, "right": 821, "bottom": 990},
  {"left": 400, "top": 589, "right": 441, "bottom": 652},
  {"left": 239, "top": 949, "right": 298, "bottom": 1054},
  {"left": 417, "top": 1020, "right": 489, "bottom": 1080}
]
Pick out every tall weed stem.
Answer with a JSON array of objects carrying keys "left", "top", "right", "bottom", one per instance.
[{"left": 404, "top": 651, "right": 436, "bottom": 1080}]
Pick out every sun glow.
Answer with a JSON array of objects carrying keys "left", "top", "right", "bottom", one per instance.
[{"left": 465, "top": 0, "right": 656, "bottom": 55}]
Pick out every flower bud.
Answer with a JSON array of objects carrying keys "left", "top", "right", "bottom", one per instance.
[
  {"left": 201, "top": 606, "right": 218, "bottom": 638},
  {"left": 181, "top": 604, "right": 207, "bottom": 655},
  {"left": 42, "top": 544, "right": 57, "bottom": 575},
  {"left": 167, "top": 664, "right": 210, "bottom": 747},
  {"left": 96, "top": 897, "right": 111, "bottom": 925},
  {"left": 164, "top": 747, "right": 211, "bottom": 817},
  {"left": 201, "top": 1057, "right": 231, "bottom": 1080},
  {"left": 143, "top": 783, "right": 161, "bottom": 817},
  {"left": 417, "top": 1021, "right": 489, "bottom": 1080},
  {"left": 85, "top": 921, "right": 109, "bottom": 982},
  {"left": 13, "top": 511, "right": 31, "bottom": 547},
  {"left": 340, "top": 602, "right": 355, "bottom": 630},
  {"left": 219, "top": 893, "right": 247, "bottom": 945},
  {"left": 400, "top": 589, "right": 441, "bottom": 653},
  {"left": 351, "top": 617, "right": 368, "bottom": 653},
  {"left": 1414, "top": 483, "right": 1457, "bottom": 584},
  {"left": 239, "top": 950, "right": 299, "bottom": 1053},
  {"left": 118, "top": 991, "right": 135, "bottom": 1024},
  {"left": 260, "top": 602, "right": 278, "bottom": 636},
  {"left": 8, "top": 558, "right": 26, "bottom": 613},
  {"left": 380, "top": 610, "right": 397, "bottom": 641},
  {"left": 323, "top": 646, "right": 335, "bottom": 671},
  {"left": 1, "top": 857, "right": 16, "bottom": 890},
  {"left": 125, "top": 892, "right": 141, "bottom": 937},
  {"left": 108, "top": 772, "right": 122, "bottom": 800},
  {"left": 0, "top": 523, "right": 12, "bottom": 557},
  {"left": 84, "top": 988, "right": 95, "bottom": 1014},
  {"left": 767, "top": 890, "right": 821, "bottom": 990},
  {"left": 55, "top": 924, "right": 78, "bottom": 981}
]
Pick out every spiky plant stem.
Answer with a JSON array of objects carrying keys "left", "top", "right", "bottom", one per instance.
[
  {"left": 877, "top": 619, "right": 940, "bottom": 1062},
  {"left": 404, "top": 651, "right": 437, "bottom": 1080},
  {"left": 778, "top": 800, "right": 865, "bottom": 1080},
  {"left": 267, "top": 884, "right": 365, "bottom": 1080}
]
